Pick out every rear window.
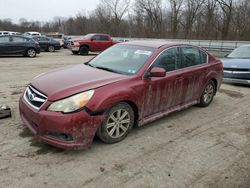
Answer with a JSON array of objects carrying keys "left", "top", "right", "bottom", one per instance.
[
  {"left": 11, "top": 37, "right": 27, "bottom": 42},
  {"left": 181, "top": 47, "right": 207, "bottom": 68},
  {"left": 100, "top": 35, "right": 109, "bottom": 41}
]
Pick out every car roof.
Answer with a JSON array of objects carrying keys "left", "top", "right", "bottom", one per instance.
[{"left": 122, "top": 40, "right": 182, "bottom": 49}]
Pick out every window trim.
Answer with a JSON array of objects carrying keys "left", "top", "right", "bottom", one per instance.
[
  {"left": 180, "top": 46, "right": 208, "bottom": 69},
  {"left": 144, "top": 46, "right": 208, "bottom": 78},
  {"left": 11, "top": 36, "right": 27, "bottom": 42}
]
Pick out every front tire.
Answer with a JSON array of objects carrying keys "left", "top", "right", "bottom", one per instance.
[
  {"left": 198, "top": 80, "right": 216, "bottom": 107},
  {"left": 97, "top": 103, "right": 134, "bottom": 144},
  {"left": 26, "top": 48, "right": 37, "bottom": 58},
  {"left": 72, "top": 51, "right": 79, "bottom": 55},
  {"left": 79, "top": 46, "right": 89, "bottom": 55}
]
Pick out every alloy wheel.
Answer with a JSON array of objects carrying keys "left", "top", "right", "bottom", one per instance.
[
  {"left": 106, "top": 109, "right": 131, "bottom": 139},
  {"left": 203, "top": 83, "right": 214, "bottom": 104},
  {"left": 48, "top": 46, "right": 55, "bottom": 52},
  {"left": 27, "top": 49, "right": 36, "bottom": 57}
]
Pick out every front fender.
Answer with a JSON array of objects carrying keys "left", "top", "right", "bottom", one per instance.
[{"left": 86, "top": 85, "right": 140, "bottom": 115}]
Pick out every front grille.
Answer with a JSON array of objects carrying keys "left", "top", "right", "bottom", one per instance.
[
  {"left": 224, "top": 67, "right": 250, "bottom": 72},
  {"left": 24, "top": 85, "right": 47, "bottom": 110}
]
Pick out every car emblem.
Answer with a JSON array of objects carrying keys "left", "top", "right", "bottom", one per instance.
[{"left": 28, "top": 93, "right": 36, "bottom": 101}]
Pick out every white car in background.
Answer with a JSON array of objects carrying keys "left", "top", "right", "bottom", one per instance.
[
  {"left": 23, "top": 32, "right": 42, "bottom": 36},
  {"left": 0, "top": 31, "right": 22, "bottom": 36}
]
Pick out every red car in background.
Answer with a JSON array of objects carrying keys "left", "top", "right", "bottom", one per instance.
[
  {"left": 19, "top": 41, "right": 223, "bottom": 150},
  {"left": 69, "top": 33, "right": 118, "bottom": 55}
]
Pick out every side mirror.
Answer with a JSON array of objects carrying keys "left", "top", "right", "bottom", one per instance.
[
  {"left": 148, "top": 67, "right": 166, "bottom": 78},
  {"left": 91, "top": 38, "right": 94, "bottom": 41}
]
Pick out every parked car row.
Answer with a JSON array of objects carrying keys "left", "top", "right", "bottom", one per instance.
[
  {"left": 0, "top": 34, "right": 62, "bottom": 57},
  {"left": 0, "top": 35, "right": 40, "bottom": 57},
  {"left": 0, "top": 31, "right": 22, "bottom": 36}
]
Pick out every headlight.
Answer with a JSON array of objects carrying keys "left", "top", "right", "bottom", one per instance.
[{"left": 47, "top": 90, "right": 94, "bottom": 113}]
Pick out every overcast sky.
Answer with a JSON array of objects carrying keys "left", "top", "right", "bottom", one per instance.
[{"left": 0, "top": 0, "right": 100, "bottom": 23}]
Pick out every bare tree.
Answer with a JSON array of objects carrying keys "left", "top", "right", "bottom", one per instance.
[
  {"left": 168, "top": 0, "right": 183, "bottom": 38},
  {"left": 101, "top": 0, "right": 131, "bottom": 36},
  {"left": 215, "top": 0, "right": 234, "bottom": 39},
  {"left": 182, "top": 0, "right": 205, "bottom": 38},
  {"left": 135, "top": 0, "right": 163, "bottom": 37}
]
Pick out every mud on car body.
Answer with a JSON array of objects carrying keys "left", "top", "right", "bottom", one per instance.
[{"left": 19, "top": 41, "right": 223, "bottom": 150}]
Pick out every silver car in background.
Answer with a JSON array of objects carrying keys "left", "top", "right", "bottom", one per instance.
[{"left": 222, "top": 45, "right": 250, "bottom": 85}]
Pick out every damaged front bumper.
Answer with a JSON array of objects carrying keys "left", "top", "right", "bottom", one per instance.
[{"left": 19, "top": 96, "right": 105, "bottom": 150}]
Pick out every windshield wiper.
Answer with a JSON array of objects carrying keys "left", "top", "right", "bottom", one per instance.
[
  {"left": 87, "top": 63, "right": 94, "bottom": 67},
  {"left": 95, "top": 66, "right": 120, "bottom": 74}
]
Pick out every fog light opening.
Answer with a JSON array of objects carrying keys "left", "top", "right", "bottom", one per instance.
[{"left": 47, "top": 131, "right": 73, "bottom": 141}]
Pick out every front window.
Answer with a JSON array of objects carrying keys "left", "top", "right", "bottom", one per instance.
[
  {"left": 228, "top": 46, "right": 250, "bottom": 59},
  {"left": 152, "top": 47, "right": 181, "bottom": 72},
  {"left": 89, "top": 45, "right": 156, "bottom": 75},
  {"left": 79, "top": 34, "right": 94, "bottom": 40},
  {"left": 0, "top": 36, "right": 9, "bottom": 43}
]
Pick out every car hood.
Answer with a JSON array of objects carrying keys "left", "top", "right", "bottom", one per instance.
[
  {"left": 31, "top": 64, "right": 128, "bottom": 101},
  {"left": 221, "top": 58, "right": 250, "bottom": 69},
  {"left": 72, "top": 38, "right": 89, "bottom": 42}
]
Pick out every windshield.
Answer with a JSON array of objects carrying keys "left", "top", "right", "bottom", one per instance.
[
  {"left": 228, "top": 46, "right": 250, "bottom": 59},
  {"left": 80, "top": 34, "right": 93, "bottom": 40},
  {"left": 89, "top": 45, "right": 156, "bottom": 75}
]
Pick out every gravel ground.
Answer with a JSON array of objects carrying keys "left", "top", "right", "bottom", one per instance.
[{"left": 0, "top": 49, "right": 249, "bottom": 188}]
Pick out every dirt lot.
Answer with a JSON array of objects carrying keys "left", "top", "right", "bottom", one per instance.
[{"left": 0, "top": 49, "right": 249, "bottom": 188}]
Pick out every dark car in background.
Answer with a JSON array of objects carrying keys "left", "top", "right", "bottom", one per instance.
[
  {"left": 32, "top": 36, "right": 61, "bottom": 52},
  {"left": 222, "top": 45, "right": 250, "bottom": 85},
  {"left": 0, "top": 35, "right": 40, "bottom": 57},
  {"left": 63, "top": 36, "right": 72, "bottom": 48}
]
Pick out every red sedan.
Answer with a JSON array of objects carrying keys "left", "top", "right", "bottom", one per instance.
[{"left": 19, "top": 41, "right": 223, "bottom": 150}]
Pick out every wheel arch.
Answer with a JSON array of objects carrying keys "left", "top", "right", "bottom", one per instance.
[
  {"left": 80, "top": 44, "right": 90, "bottom": 50},
  {"left": 120, "top": 100, "right": 139, "bottom": 127},
  {"left": 210, "top": 78, "right": 218, "bottom": 94}
]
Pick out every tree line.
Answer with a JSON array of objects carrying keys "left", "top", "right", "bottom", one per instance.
[{"left": 0, "top": 0, "right": 249, "bottom": 41}]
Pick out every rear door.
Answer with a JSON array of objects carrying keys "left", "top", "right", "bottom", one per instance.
[
  {"left": 91, "top": 35, "right": 102, "bottom": 51},
  {"left": 9, "top": 36, "right": 28, "bottom": 54},
  {"left": 99, "top": 35, "right": 112, "bottom": 50},
  {"left": 179, "top": 46, "right": 208, "bottom": 103},
  {"left": 91, "top": 35, "right": 112, "bottom": 51},
  {"left": 0, "top": 36, "right": 11, "bottom": 54},
  {"left": 38, "top": 37, "right": 49, "bottom": 50}
]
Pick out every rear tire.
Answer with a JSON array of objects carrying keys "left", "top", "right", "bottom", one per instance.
[
  {"left": 198, "top": 80, "right": 216, "bottom": 107},
  {"left": 47, "top": 45, "right": 55, "bottom": 52},
  {"left": 26, "top": 48, "right": 37, "bottom": 58},
  {"left": 97, "top": 103, "right": 134, "bottom": 144},
  {"left": 79, "top": 46, "right": 89, "bottom": 55}
]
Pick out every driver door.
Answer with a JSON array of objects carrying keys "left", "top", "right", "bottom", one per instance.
[{"left": 0, "top": 36, "right": 11, "bottom": 54}]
